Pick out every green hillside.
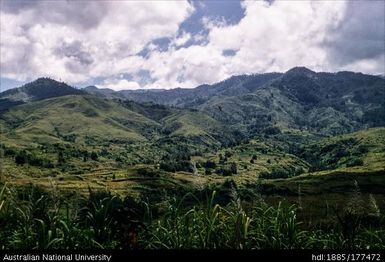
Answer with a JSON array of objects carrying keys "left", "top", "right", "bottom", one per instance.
[
  {"left": 0, "top": 69, "right": 384, "bottom": 199},
  {"left": 0, "top": 71, "right": 384, "bottom": 250},
  {"left": 0, "top": 78, "right": 85, "bottom": 111},
  {"left": 200, "top": 69, "right": 385, "bottom": 136},
  {"left": 0, "top": 95, "right": 160, "bottom": 146},
  {"left": 260, "top": 127, "right": 385, "bottom": 195}
]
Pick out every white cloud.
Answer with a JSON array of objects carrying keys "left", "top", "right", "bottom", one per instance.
[
  {"left": 173, "top": 32, "right": 192, "bottom": 47},
  {"left": 1, "top": 0, "right": 383, "bottom": 90},
  {"left": 98, "top": 79, "right": 141, "bottom": 91},
  {"left": 140, "top": 0, "right": 383, "bottom": 89},
  {"left": 196, "top": 1, "right": 348, "bottom": 75},
  {"left": 1, "top": 1, "right": 194, "bottom": 83},
  {"left": 139, "top": 1, "right": 348, "bottom": 89}
]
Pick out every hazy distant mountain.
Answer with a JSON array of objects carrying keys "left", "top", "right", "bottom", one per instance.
[{"left": 84, "top": 72, "right": 282, "bottom": 107}]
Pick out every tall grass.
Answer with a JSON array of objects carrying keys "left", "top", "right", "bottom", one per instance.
[
  {"left": 140, "top": 191, "right": 253, "bottom": 249},
  {"left": 0, "top": 183, "right": 384, "bottom": 249}
]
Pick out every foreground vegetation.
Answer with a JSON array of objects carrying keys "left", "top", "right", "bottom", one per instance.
[{"left": 1, "top": 184, "right": 384, "bottom": 249}]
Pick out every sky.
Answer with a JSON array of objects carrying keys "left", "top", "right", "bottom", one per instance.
[{"left": 0, "top": 0, "right": 384, "bottom": 91}]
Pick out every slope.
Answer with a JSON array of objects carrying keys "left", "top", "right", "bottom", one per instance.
[
  {"left": 0, "top": 95, "right": 161, "bottom": 147},
  {"left": 0, "top": 78, "right": 86, "bottom": 111},
  {"left": 260, "top": 127, "right": 385, "bottom": 195},
  {"left": 84, "top": 73, "right": 282, "bottom": 107},
  {"left": 199, "top": 67, "right": 385, "bottom": 136}
]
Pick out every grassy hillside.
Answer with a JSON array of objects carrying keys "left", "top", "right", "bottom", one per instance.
[
  {"left": 0, "top": 95, "right": 160, "bottom": 146},
  {"left": 0, "top": 74, "right": 384, "bottom": 250},
  {"left": 259, "top": 127, "right": 385, "bottom": 195}
]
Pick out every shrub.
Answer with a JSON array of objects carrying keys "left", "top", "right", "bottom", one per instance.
[
  {"left": 160, "top": 160, "right": 194, "bottom": 173},
  {"left": 217, "top": 163, "right": 237, "bottom": 176},
  {"left": 230, "top": 162, "right": 237, "bottom": 174},
  {"left": 14, "top": 150, "right": 53, "bottom": 168},
  {"left": 346, "top": 158, "right": 364, "bottom": 167},
  {"left": 259, "top": 168, "right": 292, "bottom": 179},
  {"left": 137, "top": 167, "right": 160, "bottom": 178},
  {"left": 15, "top": 151, "right": 28, "bottom": 165},
  {"left": 263, "top": 126, "right": 281, "bottom": 135},
  {"left": 204, "top": 161, "right": 217, "bottom": 169},
  {"left": 90, "top": 152, "right": 99, "bottom": 161},
  {"left": 225, "top": 151, "right": 233, "bottom": 158},
  {"left": 353, "top": 145, "right": 369, "bottom": 155}
]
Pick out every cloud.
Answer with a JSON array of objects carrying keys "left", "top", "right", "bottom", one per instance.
[
  {"left": 1, "top": 0, "right": 383, "bottom": 90},
  {"left": 98, "top": 79, "right": 141, "bottom": 91},
  {"left": 138, "top": 1, "right": 348, "bottom": 89},
  {"left": 173, "top": 32, "right": 192, "bottom": 47},
  {"left": 323, "top": 1, "right": 385, "bottom": 69},
  {"left": 1, "top": 0, "right": 194, "bottom": 83},
  {"left": 199, "top": 1, "right": 348, "bottom": 74},
  {"left": 142, "top": 0, "right": 383, "bottom": 89}
]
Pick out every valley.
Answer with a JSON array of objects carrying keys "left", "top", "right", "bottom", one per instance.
[{"left": 0, "top": 67, "right": 384, "bottom": 249}]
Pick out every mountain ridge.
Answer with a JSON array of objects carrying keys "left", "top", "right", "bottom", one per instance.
[
  {"left": 0, "top": 77, "right": 85, "bottom": 111},
  {"left": 1, "top": 67, "right": 384, "bottom": 138}
]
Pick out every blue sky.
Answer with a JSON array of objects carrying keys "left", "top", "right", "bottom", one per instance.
[{"left": 1, "top": 0, "right": 384, "bottom": 91}]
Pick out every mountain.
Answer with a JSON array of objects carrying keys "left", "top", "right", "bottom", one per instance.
[
  {"left": 84, "top": 68, "right": 385, "bottom": 136},
  {"left": 84, "top": 72, "right": 282, "bottom": 107},
  {"left": 0, "top": 95, "right": 161, "bottom": 145},
  {"left": 2, "top": 68, "right": 384, "bottom": 138},
  {"left": 0, "top": 78, "right": 85, "bottom": 111},
  {"left": 0, "top": 67, "right": 384, "bottom": 201},
  {"left": 197, "top": 68, "right": 385, "bottom": 135}
]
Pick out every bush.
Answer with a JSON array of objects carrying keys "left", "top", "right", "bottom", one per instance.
[
  {"left": 204, "top": 161, "right": 217, "bottom": 169},
  {"left": 263, "top": 126, "right": 281, "bottom": 135},
  {"left": 217, "top": 163, "right": 237, "bottom": 176},
  {"left": 225, "top": 151, "right": 233, "bottom": 158},
  {"left": 160, "top": 160, "right": 194, "bottom": 173},
  {"left": 14, "top": 150, "right": 53, "bottom": 168},
  {"left": 90, "top": 152, "right": 99, "bottom": 161},
  {"left": 259, "top": 168, "right": 292, "bottom": 179},
  {"left": 346, "top": 158, "right": 364, "bottom": 167},
  {"left": 353, "top": 145, "right": 369, "bottom": 155},
  {"left": 230, "top": 162, "right": 237, "bottom": 174},
  {"left": 137, "top": 167, "right": 160, "bottom": 178},
  {"left": 15, "top": 151, "right": 28, "bottom": 165}
]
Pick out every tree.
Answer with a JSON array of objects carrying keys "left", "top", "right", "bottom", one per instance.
[
  {"left": 58, "top": 150, "right": 66, "bottom": 165},
  {"left": 15, "top": 151, "right": 27, "bottom": 165},
  {"left": 230, "top": 162, "right": 237, "bottom": 174},
  {"left": 204, "top": 161, "right": 216, "bottom": 169},
  {"left": 91, "top": 152, "right": 99, "bottom": 161},
  {"left": 225, "top": 151, "right": 232, "bottom": 158}
]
